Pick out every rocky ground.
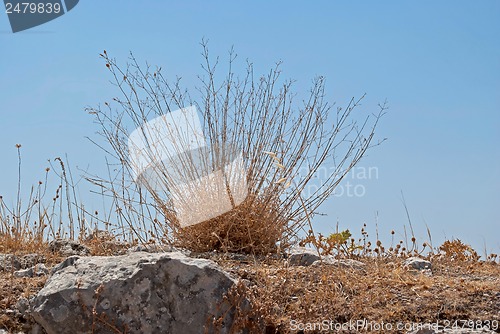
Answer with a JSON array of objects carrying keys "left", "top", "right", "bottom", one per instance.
[{"left": 0, "top": 237, "right": 499, "bottom": 334}]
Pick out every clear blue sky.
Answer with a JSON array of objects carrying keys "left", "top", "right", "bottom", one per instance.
[{"left": 1, "top": 1, "right": 499, "bottom": 254}]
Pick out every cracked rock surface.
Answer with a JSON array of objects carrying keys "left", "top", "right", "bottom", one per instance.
[{"left": 31, "top": 251, "right": 237, "bottom": 334}]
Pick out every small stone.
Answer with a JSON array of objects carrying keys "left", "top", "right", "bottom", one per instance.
[
  {"left": 287, "top": 246, "right": 321, "bottom": 266},
  {"left": 0, "top": 253, "right": 22, "bottom": 271},
  {"left": 14, "top": 264, "right": 49, "bottom": 278},
  {"left": 14, "top": 267, "right": 34, "bottom": 278},
  {"left": 404, "top": 257, "right": 432, "bottom": 271},
  {"left": 20, "top": 254, "right": 45, "bottom": 269},
  {"left": 126, "top": 244, "right": 178, "bottom": 253},
  {"left": 48, "top": 239, "right": 90, "bottom": 256},
  {"left": 15, "top": 297, "right": 30, "bottom": 316},
  {"left": 34, "top": 263, "right": 49, "bottom": 276}
]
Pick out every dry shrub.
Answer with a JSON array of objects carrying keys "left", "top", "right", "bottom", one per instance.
[
  {"left": 0, "top": 232, "right": 47, "bottom": 255},
  {"left": 88, "top": 42, "right": 385, "bottom": 254},
  {"left": 439, "top": 239, "right": 480, "bottom": 261},
  {"left": 172, "top": 193, "right": 286, "bottom": 254}
]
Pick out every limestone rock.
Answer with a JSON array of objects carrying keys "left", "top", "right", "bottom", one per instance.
[
  {"left": 19, "top": 254, "right": 46, "bottom": 269},
  {"left": 48, "top": 239, "right": 90, "bottom": 256},
  {"left": 404, "top": 257, "right": 432, "bottom": 271},
  {"left": 0, "top": 253, "right": 47, "bottom": 273},
  {"left": 31, "top": 251, "right": 237, "bottom": 334},
  {"left": 0, "top": 253, "right": 21, "bottom": 271},
  {"left": 14, "top": 264, "right": 49, "bottom": 278},
  {"left": 287, "top": 247, "right": 321, "bottom": 266},
  {"left": 126, "top": 243, "right": 181, "bottom": 254}
]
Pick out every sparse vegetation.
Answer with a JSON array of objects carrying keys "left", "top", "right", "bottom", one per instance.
[
  {"left": 1, "top": 157, "right": 498, "bottom": 333},
  {"left": 0, "top": 46, "right": 498, "bottom": 333},
  {"left": 218, "top": 251, "right": 500, "bottom": 334}
]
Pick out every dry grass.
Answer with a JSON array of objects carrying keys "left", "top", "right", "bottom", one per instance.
[
  {"left": 1, "top": 227, "right": 498, "bottom": 333},
  {"left": 215, "top": 255, "right": 500, "bottom": 334}
]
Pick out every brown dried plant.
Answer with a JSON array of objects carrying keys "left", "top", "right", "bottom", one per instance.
[
  {"left": 439, "top": 239, "right": 480, "bottom": 261},
  {"left": 87, "top": 42, "right": 386, "bottom": 254}
]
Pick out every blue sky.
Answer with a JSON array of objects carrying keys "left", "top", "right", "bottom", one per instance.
[{"left": 1, "top": 1, "right": 499, "bottom": 254}]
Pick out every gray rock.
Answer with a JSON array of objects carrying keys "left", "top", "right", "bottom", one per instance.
[
  {"left": 0, "top": 253, "right": 46, "bottom": 273},
  {"left": 126, "top": 243, "right": 180, "bottom": 253},
  {"left": 28, "top": 323, "right": 44, "bottom": 334},
  {"left": 0, "top": 253, "right": 21, "bottom": 271},
  {"left": 34, "top": 264, "right": 49, "bottom": 276},
  {"left": 48, "top": 239, "right": 90, "bottom": 256},
  {"left": 19, "top": 254, "right": 46, "bottom": 269},
  {"left": 14, "top": 267, "right": 33, "bottom": 278},
  {"left": 15, "top": 297, "right": 30, "bottom": 316},
  {"left": 31, "top": 251, "right": 238, "bottom": 334},
  {"left": 287, "top": 246, "right": 321, "bottom": 266},
  {"left": 404, "top": 257, "right": 432, "bottom": 271},
  {"left": 312, "top": 256, "right": 365, "bottom": 270},
  {"left": 14, "top": 264, "right": 49, "bottom": 278},
  {"left": 191, "top": 251, "right": 260, "bottom": 263}
]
